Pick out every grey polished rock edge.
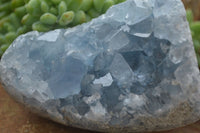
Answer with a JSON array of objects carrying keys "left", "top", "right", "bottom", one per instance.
[{"left": 0, "top": 0, "right": 200, "bottom": 132}]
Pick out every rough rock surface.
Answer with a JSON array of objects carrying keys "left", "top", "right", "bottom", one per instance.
[{"left": 0, "top": 0, "right": 200, "bottom": 132}]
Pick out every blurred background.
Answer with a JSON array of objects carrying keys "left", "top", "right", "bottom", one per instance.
[
  {"left": 1, "top": 0, "right": 200, "bottom": 133},
  {"left": 183, "top": 0, "right": 200, "bottom": 20}
]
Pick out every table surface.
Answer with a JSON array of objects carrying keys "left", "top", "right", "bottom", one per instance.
[{"left": 1, "top": 84, "right": 200, "bottom": 133}]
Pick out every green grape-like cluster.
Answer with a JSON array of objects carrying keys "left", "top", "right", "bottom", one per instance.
[
  {"left": 0, "top": 0, "right": 126, "bottom": 56},
  {"left": 187, "top": 10, "right": 200, "bottom": 67}
]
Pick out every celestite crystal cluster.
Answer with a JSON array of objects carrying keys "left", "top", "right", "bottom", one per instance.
[
  {"left": 0, "top": 0, "right": 125, "bottom": 56},
  {"left": 0, "top": 0, "right": 200, "bottom": 132}
]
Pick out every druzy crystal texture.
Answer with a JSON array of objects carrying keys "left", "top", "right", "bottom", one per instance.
[{"left": 1, "top": 0, "right": 200, "bottom": 132}]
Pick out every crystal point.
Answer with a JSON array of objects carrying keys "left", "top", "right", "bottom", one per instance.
[{"left": 1, "top": 0, "right": 200, "bottom": 132}]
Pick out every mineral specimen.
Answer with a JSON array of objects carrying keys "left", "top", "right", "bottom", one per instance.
[
  {"left": 0, "top": 0, "right": 125, "bottom": 56},
  {"left": 0, "top": 0, "right": 200, "bottom": 132}
]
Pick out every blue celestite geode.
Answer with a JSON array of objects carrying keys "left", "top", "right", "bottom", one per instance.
[{"left": 0, "top": 0, "right": 200, "bottom": 132}]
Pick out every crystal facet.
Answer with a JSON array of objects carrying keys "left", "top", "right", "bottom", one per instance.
[{"left": 1, "top": 0, "right": 200, "bottom": 132}]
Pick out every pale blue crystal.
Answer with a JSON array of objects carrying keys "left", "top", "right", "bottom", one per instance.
[{"left": 0, "top": 0, "right": 200, "bottom": 132}]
